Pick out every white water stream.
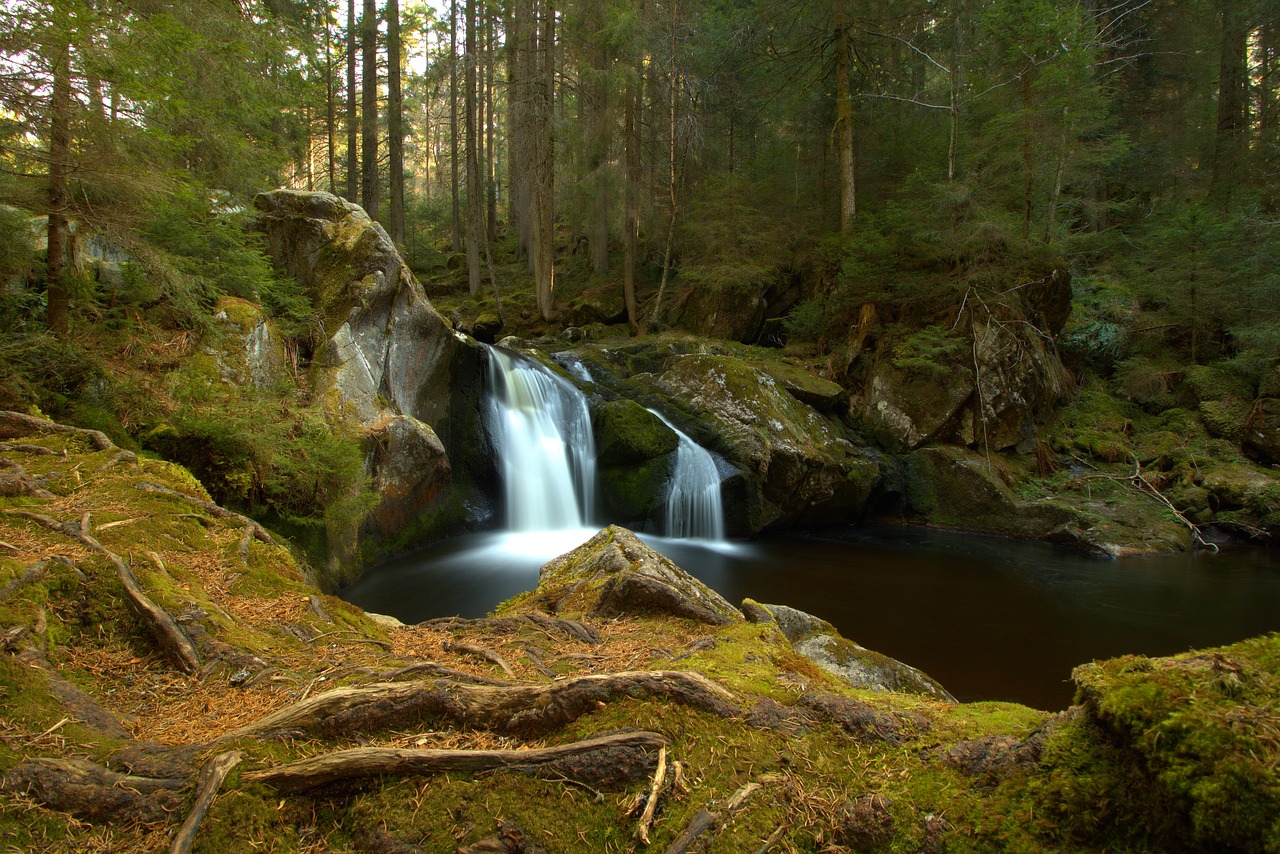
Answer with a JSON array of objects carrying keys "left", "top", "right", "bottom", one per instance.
[{"left": 650, "top": 410, "right": 725, "bottom": 540}]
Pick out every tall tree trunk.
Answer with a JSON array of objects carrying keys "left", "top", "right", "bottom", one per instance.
[
  {"left": 465, "top": 0, "right": 483, "bottom": 296},
  {"left": 326, "top": 10, "right": 338, "bottom": 194},
  {"left": 532, "top": 0, "right": 556, "bottom": 321},
  {"left": 346, "top": 0, "right": 359, "bottom": 203},
  {"left": 1210, "top": 0, "right": 1249, "bottom": 199},
  {"left": 835, "top": 24, "right": 856, "bottom": 235},
  {"left": 46, "top": 28, "right": 73, "bottom": 337},
  {"left": 450, "top": 0, "right": 462, "bottom": 252},
  {"left": 586, "top": 13, "right": 611, "bottom": 276},
  {"left": 1022, "top": 73, "right": 1033, "bottom": 241},
  {"left": 509, "top": 0, "right": 535, "bottom": 264},
  {"left": 623, "top": 71, "right": 641, "bottom": 336},
  {"left": 361, "top": 0, "right": 379, "bottom": 219},
  {"left": 485, "top": 11, "right": 498, "bottom": 243},
  {"left": 388, "top": 0, "right": 405, "bottom": 246},
  {"left": 650, "top": 0, "right": 679, "bottom": 328}
]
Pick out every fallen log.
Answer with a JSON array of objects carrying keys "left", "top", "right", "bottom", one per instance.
[
  {"left": 243, "top": 731, "right": 666, "bottom": 794},
  {"left": 221, "top": 670, "right": 737, "bottom": 742}
]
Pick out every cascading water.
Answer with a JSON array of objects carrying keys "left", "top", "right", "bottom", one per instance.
[
  {"left": 650, "top": 410, "right": 725, "bottom": 540},
  {"left": 486, "top": 346, "right": 596, "bottom": 531}
]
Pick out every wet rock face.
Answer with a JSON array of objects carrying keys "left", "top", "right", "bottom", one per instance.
[
  {"left": 536, "top": 526, "right": 743, "bottom": 625},
  {"left": 858, "top": 318, "right": 1069, "bottom": 454},
  {"left": 761, "top": 603, "right": 956, "bottom": 702},
  {"left": 593, "top": 400, "right": 679, "bottom": 530},
  {"left": 253, "top": 190, "right": 483, "bottom": 577},
  {"left": 652, "top": 353, "right": 879, "bottom": 532}
]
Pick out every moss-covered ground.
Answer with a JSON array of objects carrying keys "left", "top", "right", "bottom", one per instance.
[{"left": 3, "top": 426, "right": 1279, "bottom": 852}]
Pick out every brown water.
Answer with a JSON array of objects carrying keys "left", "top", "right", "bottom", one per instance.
[{"left": 341, "top": 526, "right": 1280, "bottom": 710}]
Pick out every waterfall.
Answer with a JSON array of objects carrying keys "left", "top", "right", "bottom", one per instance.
[
  {"left": 486, "top": 347, "right": 596, "bottom": 531},
  {"left": 650, "top": 410, "right": 725, "bottom": 540}
]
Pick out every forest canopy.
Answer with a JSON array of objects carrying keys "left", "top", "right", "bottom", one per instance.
[{"left": 0, "top": 0, "right": 1276, "bottom": 363}]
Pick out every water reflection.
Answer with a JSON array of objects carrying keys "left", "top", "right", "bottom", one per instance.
[{"left": 341, "top": 526, "right": 1280, "bottom": 709}]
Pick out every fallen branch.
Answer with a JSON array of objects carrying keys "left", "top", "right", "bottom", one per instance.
[
  {"left": 169, "top": 750, "right": 242, "bottom": 854},
  {"left": 1129, "top": 457, "right": 1218, "bottom": 552},
  {"left": 4, "top": 510, "right": 201, "bottom": 674},
  {"left": 221, "top": 670, "right": 736, "bottom": 743},
  {"left": 637, "top": 746, "right": 668, "bottom": 844},
  {"left": 134, "top": 482, "right": 276, "bottom": 546},
  {"left": 243, "top": 731, "right": 666, "bottom": 795},
  {"left": 663, "top": 781, "right": 762, "bottom": 854}
]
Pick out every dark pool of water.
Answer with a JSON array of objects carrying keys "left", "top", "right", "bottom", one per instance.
[{"left": 340, "top": 525, "right": 1280, "bottom": 710}]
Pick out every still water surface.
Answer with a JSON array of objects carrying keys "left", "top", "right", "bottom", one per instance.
[{"left": 341, "top": 526, "right": 1280, "bottom": 710}]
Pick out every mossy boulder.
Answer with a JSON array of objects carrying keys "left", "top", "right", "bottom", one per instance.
[
  {"left": 860, "top": 318, "right": 1069, "bottom": 454},
  {"left": 667, "top": 281, "right": 768, "bottom": 343},
  {"left": 592, "top": 401, "right": 680, "bottom": 529},
  {"left": 531, "top": 526, "right": 742, "bottom": 625},
  {"left": 652, "top": 353, "right": 879, "bottom": 532},
  {"left": 207, "top": 297, "right": 287, "bottom": 390},
  {"left": 1244, "top": 397, "right": 1280, "bottom": 465},
  {"left": 1036, "top": 635, "right": 1280, "bottom": 851},
  {"left": 759, "top": 603, "right": 955, "bottom": 702},
  {"left": 756, "top": 361, "right": 846, "bottom": 413},
  {"left": 905, "top": 445, "right": 1076, "bottom": 539},
  {"left": 254, "top": 190, "right": 484, "bottom": 576},
  {"left": 593, "top": 400, "right": 679, "bottom": 465}
]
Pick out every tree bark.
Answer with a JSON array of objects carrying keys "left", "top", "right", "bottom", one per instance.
[
  {"left": 346, "top": 0, "right": 359, "bottom": 203},
  {"left": 244, "top": 731, "right": 666, "bottom": 795},
  {"left": 46, "top": 26, "right": 73, "bottom": 337},
  {"left": 325, "top": 11, "right": 338, "bottom": 194},
  {"left": 388, "top": 0, "right": 405, "bottom": 246},
  {"left": 464, "top": 0, "right": 484, "bottom": 296},
  {"left": 835, "top": 24, "right": 856, "bottom": 235},
  {"left": 450, "top": 0, "right": 462, "bottom": 252},
  {"left": 531, "top": 0, "right": 557, "bottom": 320},
  {"left": 623, "top": 70, "right": 641, "bottom": 335},
  {"left": 360, "top": 0, "right": 379, "bottom": 219}
]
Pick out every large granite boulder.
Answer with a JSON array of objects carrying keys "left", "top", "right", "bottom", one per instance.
[
  {"left": 1244, "top": 398, "right": 1280, "bottom": 465},
  {"left": 533, "top": 526, "right": 742, "bottom": 625},
  {"left": 651, "top": 353, "right": 879, "bottom": 532},
  {"left": 748, "top": 601, "right": 955, "bottom": 702},
  {"left": 253, "top": 190, "right": 483, "bottom": 584}
]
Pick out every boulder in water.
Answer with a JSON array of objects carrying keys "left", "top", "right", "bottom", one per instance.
[
  {"left": 760, "top": 603, "right": 956, "bottom": 702},
  {"left": 653, "top": 353, "right": 879, "bottom": 532},
  {"left": 535, "top": 526, "right": 742, "bottom": 625}
]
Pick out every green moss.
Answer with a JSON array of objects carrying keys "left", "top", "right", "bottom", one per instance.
[
  {"left": 891, "top": 325, "right": 969, "bottom": 379},
  {"left": 1051, "top": 378, "right": 1143, "bottom": 463},
  {"left": 593, "top": 399, "right": 679, "bottom": 465}
]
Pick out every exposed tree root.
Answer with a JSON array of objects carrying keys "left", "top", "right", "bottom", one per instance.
[
  {"left": 243, "top": 731, "right": 667, "bottom": 795},
  {"left": 221, "top": 670, "right": 737, "bottom": 742},
  {"left": 0, "top": 561, "right": 47, "bottom": 604},
  {"left": 169, "top": 750, "right": 242, "bottom": 854},
  {"left": 0, "top": 410, "right": 115, "bottom": 451},
  {"left": 0, "top": 757, "right": 186, "bottom": 824},
  {"left": 0, "top": 458, "right": 57, "bottom": 499},
  {"left": 10, "top": 645, "right": 134, "bottom": 740},
  {"left": 664, "top": 782, "right": 762, "bottom": 853},
  {"left": 444, "top": 640, "right": 516, "bottom": 678},
  {"left": 373, "top": 660, "right": 512, "bottom": 686},
  {"left": 134, "top": 481, "right": 276, "bottom": 546},
  {"left": 422, "top": 611, "right": 602, "bottom": 646},
  {"left": 4, "top": 510, "right": 201, "bottom": 674}
]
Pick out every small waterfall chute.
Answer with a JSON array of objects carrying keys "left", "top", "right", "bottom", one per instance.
[
  {"left": 649, "top": 410, "right": 725, "bottom": 540},
  {"left": 486, "top": 347, "right": 596, "bottom": 532}
]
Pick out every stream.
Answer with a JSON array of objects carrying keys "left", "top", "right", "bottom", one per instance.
[{"left": 341, "top": 525, "right": 1280, "bottom": 710}]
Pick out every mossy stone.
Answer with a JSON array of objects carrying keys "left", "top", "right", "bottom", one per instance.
[{"left": 593, "top": 400, "right": 679, "bottom": 466}]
